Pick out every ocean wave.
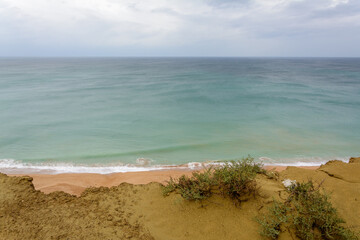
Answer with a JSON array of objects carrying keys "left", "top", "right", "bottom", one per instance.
[
  {"left": 0, "top": 158, "right": 180, "bottom": 174},
  {"left": 259, "top": 156, "right": 349, "bottom": 166},
  {"left": 0, "top": 156, "right": 352, "bottom": 175}
]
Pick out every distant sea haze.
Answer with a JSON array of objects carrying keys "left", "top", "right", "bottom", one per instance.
[{"left": 0, "top": 58, "right": 359, "bottom": 174}]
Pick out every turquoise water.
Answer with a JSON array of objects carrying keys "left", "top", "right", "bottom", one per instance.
[{"left": 0, "top": 58, "right": 359, "bottom": 173}]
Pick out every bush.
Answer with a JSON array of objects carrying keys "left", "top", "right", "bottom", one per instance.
[
  {"left": 213, "top": 158, "right": 263, "bottom": 202},
  {"left": 258, "top": 181, "right": 358, "bottom": 240},
  {"left": 258, "top": 201, "right": 289, "bottom": 239},
  {"left": 162, "top": 168, "right": 214, "bottom": 201},
  {"left": 162, "top": 156, "right": 263, "bottom": 203}
]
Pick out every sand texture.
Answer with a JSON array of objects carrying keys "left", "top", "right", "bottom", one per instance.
[
  {"left": 0, "top": 160, "right": 359, "bottom": 240},
  {"left": 10, "top": 166, "right": 315, "bottom": 197}
]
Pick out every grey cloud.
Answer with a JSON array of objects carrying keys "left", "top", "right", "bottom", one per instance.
[
  {"left": 0, "top": 0, "right": 360, "bottom": 56},
  {"left": 151, "top": 7, "right": 180, "bottom": 16},
  {"left": 208, "top": 0, "right": 252, "bottom": 9},
  {"left": 310, "top": 3, "right": 360, "bottom": 19}
]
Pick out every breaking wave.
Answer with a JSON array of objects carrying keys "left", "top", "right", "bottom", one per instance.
[{"left": 0, "top": 156, "right": 351, "bottom": 175}]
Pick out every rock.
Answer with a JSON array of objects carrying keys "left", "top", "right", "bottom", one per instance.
[
  {"left": 349, "top": 157, "right": 360, "bottom": 164},
  {"left": 282, "top": 179, "right": 296, "bottom": 188}
]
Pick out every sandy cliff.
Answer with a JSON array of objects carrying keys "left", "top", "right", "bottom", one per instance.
[{"left": 0, "top": 159, "right": 359, "bottom": 240}]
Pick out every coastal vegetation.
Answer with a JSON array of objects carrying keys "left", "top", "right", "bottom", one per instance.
[
  {"left": 163, "top": 158, "right": 359, "bottom": 240},
  {"left": 258, "top": 181, "right": 358, "bottom": 240},
  {"left": 162, "top": 156, "right": 264, "bottom": 203}
]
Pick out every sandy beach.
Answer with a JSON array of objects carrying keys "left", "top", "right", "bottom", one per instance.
[
  {"left": 10, "top": 165, "right": 317, "bottom": 196},
  {"left": 1, "top": 158, "right": 359, "bottom": 239}
]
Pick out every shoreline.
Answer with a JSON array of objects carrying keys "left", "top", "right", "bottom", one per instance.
[
  {"left": 0, "top": 159, "right": 335, "bottom": 175},
  {"left": 9, "top": 165, "right": 319, "bottom": 196},
  {"left": 1, "top": 156, "right": 350, "bottom": 175}
]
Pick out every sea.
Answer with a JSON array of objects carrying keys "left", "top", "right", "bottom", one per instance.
[{"left": 0, "top": 57, "right": 359, "bottom": 174}]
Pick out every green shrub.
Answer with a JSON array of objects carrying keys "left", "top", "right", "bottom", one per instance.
[
  {"left": 291, "top": 182, "right": 357, "bottom": 240},
  {"left": 258, "top": 201, "right": 289, "bottom": 239},
  {"left": 213, "top": 158, "right": 263, "bottom": 202},
  {"left": 258, "top": 181, "right": 358, "bottom": 240},
  {"left": 162, "top": 156, "right": 263, "bottom": 203},
  {"left": 162, "top": 168, "right": 214, "bottom": 201},
  {"left": 162, "top": 177, "right": 177, "bottom": 196},
  {"left": 176, "top": 169, "right": 214, "bottom": 201}
]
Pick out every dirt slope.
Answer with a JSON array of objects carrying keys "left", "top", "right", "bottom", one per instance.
[{"left": 1, "top": 160, "right": 359, "bottom": 240}]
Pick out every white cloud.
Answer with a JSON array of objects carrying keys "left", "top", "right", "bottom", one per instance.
[
  {"left": 330, "top": 0, "right": 349, "bottom": 8},
  {"left": 0, "top": 0, "right": 359, "bottom": 56}
]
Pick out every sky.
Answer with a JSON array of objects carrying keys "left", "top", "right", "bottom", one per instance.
[{"left": 0, "top": 0, "right": 359, "bottom": 57}]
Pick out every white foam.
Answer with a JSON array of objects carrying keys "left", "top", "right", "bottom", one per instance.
[
  {"left": 187, "top": 162, "right": 204, "bottom": 169},
  {"left": 259, "top": 156, "right": 349, "bottom": 167},
  {"left": 0, "top": 156, "right": 352, "bottom": 175},
  {"left": 0, "top": 158, "right": 176, "bottom": 175}
]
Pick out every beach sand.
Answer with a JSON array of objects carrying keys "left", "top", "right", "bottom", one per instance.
[
  {"left": 10, "top": 166, "right": 317, "bottom": 196},
  {"left": 1, "top": 158, "right": 359, "bottom": 239}
]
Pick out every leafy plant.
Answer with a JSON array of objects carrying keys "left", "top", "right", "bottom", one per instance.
[
  {"left": 162, "top": 168, "right": 214, "bottom": 201},
  {"left": 258, "top": 181, "right": 358, "bottom": 240},
  {"left": 258, "top": 201, "right": 289, "bottom": 239},
  {"left": 213, "top": 158, "right": 263, "bottom": 202},
  {"left": 162, "top": 156, "right": 263, "bottom": 203},
  {"left": 176, "top": 169, "right": 214, "bottom": 201}
]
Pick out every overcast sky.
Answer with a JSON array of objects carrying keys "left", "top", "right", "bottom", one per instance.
[{"left": 0, "top": 0, "right": 359, "bottom": 57}]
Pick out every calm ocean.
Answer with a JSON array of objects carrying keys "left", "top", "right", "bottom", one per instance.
[{"left": 0, "top": 58, "right": 359, "bottom": 173}]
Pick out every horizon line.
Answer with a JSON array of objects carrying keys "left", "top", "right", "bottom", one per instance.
[{"left": 1, "top": 56, "right": 360, "bottom": 58}]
